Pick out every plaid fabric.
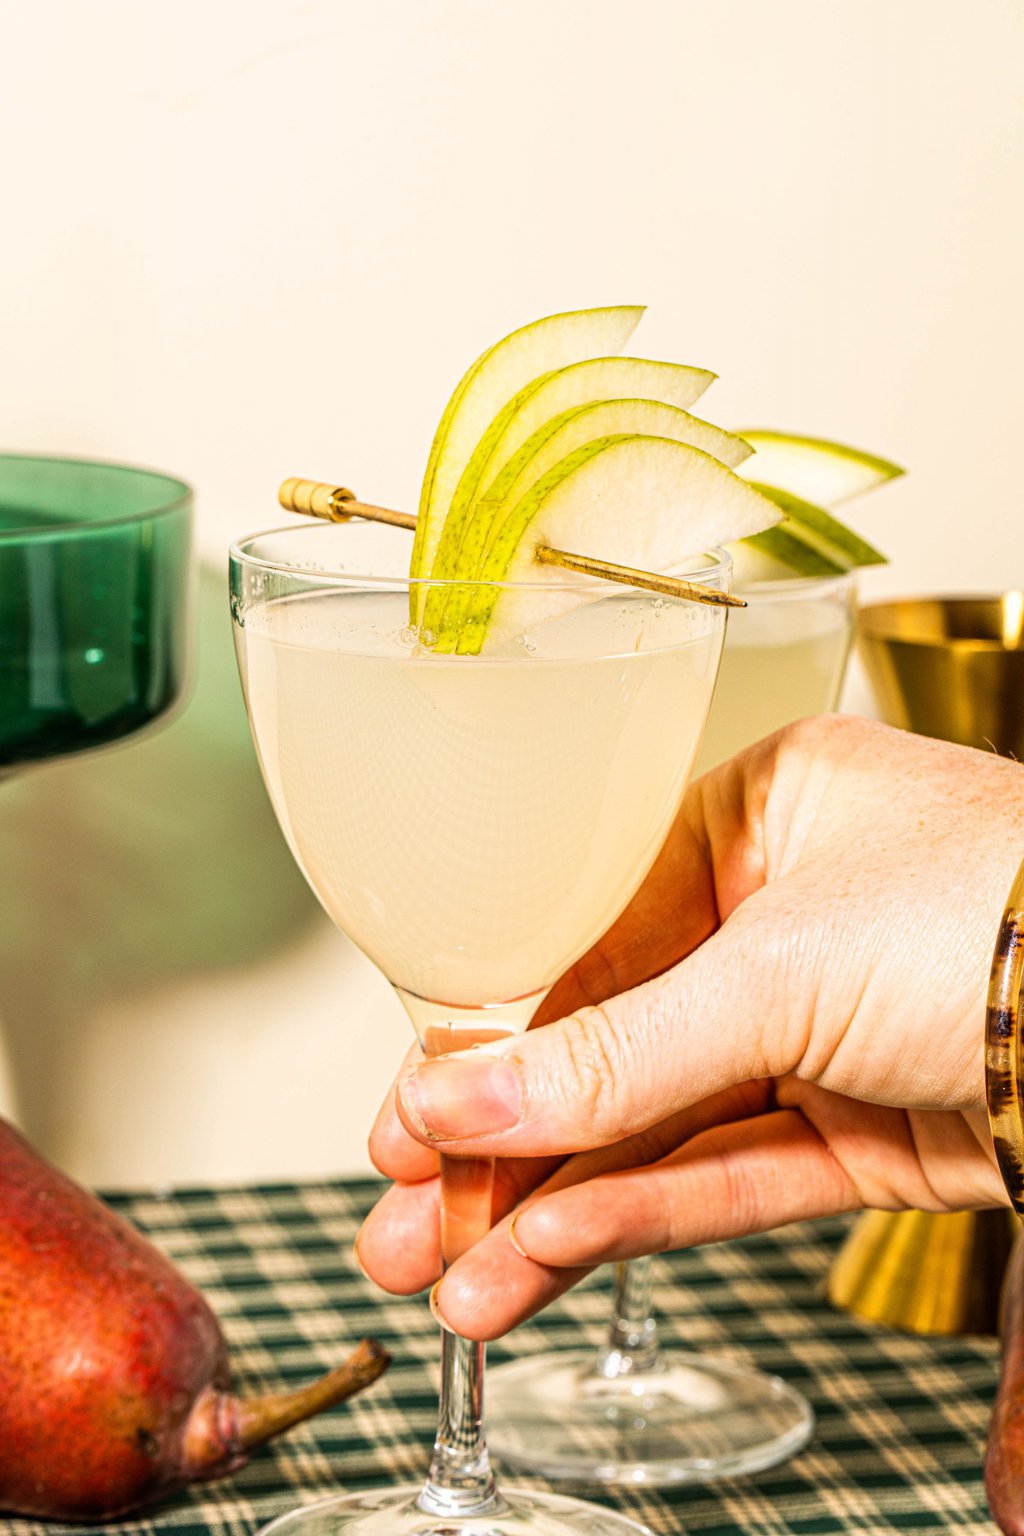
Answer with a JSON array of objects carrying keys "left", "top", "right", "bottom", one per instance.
[{"left": 0, "top": 1180, "right": 1000, "bottom": 1536}]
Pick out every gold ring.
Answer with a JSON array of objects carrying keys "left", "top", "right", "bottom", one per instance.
[{"left": 987, "top": 855, "right": 1024, "bottom": 1217}]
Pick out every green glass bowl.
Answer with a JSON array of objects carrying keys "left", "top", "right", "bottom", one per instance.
[{"left": 0, "top": 455, "right": 192, "bottom": 768}]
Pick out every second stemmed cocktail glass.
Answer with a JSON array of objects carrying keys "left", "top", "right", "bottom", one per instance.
[
  {"left": 486, "top": 571, "right": 855, "bottom": 1485},
  {"left": 694, "top": 570, "right": 856, "bottom": 774},
  {"left": 230, "top": 518, "right": 730, "bottom": 1536}
]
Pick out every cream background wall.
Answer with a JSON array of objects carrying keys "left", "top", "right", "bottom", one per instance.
[{"left": 0, "top": 0, "right": 1021, "bottom": 1186}]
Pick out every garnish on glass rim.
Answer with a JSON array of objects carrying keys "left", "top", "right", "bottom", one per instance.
[{"left": 277, "top": 476, "right": 747, "bottom": 610}]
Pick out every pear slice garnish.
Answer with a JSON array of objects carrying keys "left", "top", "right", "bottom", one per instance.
[
  {"left": 737, "top": 430, "right": 904, "bottom": 507},
  {"left": 428, "top": 398, "right": 751, "bottom": 640},
  {"left": 297, "top": 318, "right": 906, "bottom": 646},
  {"left": 472, "top": 398, "right": 749, "bottom": 567},
  {"left": 730, "top": 430, "right": 901, "bottom": 580},
  {"left": 440, "top": 436, "right": 781, "bottom": 654},
  {"left": 423, "top": 354, "right": 718, "bottom": 615},
  {"left": 410, "top": 306, "right": 645, "bottom": 620},
  {"left": 738, "top": 482, "right": 889, "bottom": 580}
]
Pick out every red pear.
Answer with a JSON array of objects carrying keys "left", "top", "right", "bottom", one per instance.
[{"left": 0, "top": 1118, "right": 389, "bottom": 1520}]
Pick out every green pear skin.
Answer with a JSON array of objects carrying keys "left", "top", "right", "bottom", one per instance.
[{"left": 0, "top": 1118, "right": 389, "bottom": 1519}]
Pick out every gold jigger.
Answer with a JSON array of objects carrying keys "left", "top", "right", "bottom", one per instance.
[
  {"left": 827, "top": 1207, "right": 1018, "bottom": 1336},
  {"left": 828, "top": 594, "right": 1024, "bottom": 1336},
  {"left": 857, "top": 594, "right": 1024, "bottom": 755}
]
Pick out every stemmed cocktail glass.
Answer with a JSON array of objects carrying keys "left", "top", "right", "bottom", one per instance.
[
  {"left": 0, "top": 454, "right": 191, "bottom": 774},
  {"left": 486, "top": 570, "right": 855, "bottom": 1485},
  {"left": 229, "top": 517, "right": 731, "bottom": 1536}
]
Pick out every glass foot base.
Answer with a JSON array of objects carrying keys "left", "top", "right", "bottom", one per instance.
[
  {"left": 258, "top": 1483, "right": 653, "bottom": 1536},
  {"left": 486, "top": 1348, "right": 814, "bottom": 1485}
]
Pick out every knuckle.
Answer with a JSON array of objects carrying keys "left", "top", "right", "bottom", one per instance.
[
  {"left": 551, "top": 1005, "right": 629, "bottom": 1137},
  {"left": 729, "top": 904, "right": 823, "bottom": 1078},
  {"left": 777, "top": 711, "right": 855, "bottom": 757},
  {"left": 712, "top": 1144, "right": 767, "bottom": 1235}
]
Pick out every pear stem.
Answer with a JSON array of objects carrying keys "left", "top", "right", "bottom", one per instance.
[
  {"left": 234, "top": 1337, "right": 391, "bottom": 1451},
  {"left": 276, "top": 478, "right": 744, "bottom": 610}
]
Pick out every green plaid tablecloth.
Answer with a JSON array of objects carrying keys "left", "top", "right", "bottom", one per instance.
[{"left": 0, "top": 1180, "right": 1001, "bottom": 1536}]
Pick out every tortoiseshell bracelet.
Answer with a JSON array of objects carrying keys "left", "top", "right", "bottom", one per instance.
[{"left": 987, "top": 858, "right": 1024, "bottom": 1218}]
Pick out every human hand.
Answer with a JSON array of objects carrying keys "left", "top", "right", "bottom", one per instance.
[{"left": 357, "top": 716, "right": 1024, "bottom": 1339}]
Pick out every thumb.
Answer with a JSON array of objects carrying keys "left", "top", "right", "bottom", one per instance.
[{"left": 396, "top": 903, "right": 792, "bottom": 1159}]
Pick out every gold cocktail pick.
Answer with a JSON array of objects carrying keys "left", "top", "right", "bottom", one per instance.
[{"left": 277, "top": 477, "right": 745, "bottom": 610}]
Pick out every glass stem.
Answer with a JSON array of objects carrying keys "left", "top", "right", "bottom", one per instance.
[
  {"left": 416, "top": 1153, "right": 505, "bottom": 1519},
  {"left": 596, "top": 1254, "right": 661, "bottom": 1378}
]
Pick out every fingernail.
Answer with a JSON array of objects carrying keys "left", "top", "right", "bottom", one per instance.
[
  {"left": 400, "top": 1056, "right": 522, "bottom": 1141},
  {"left": 429, "top": 1278, "right": 454, "bottom": 1332},
  {"left": 508, "top": 1211, "right": 530, "bottom": 1259}
]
